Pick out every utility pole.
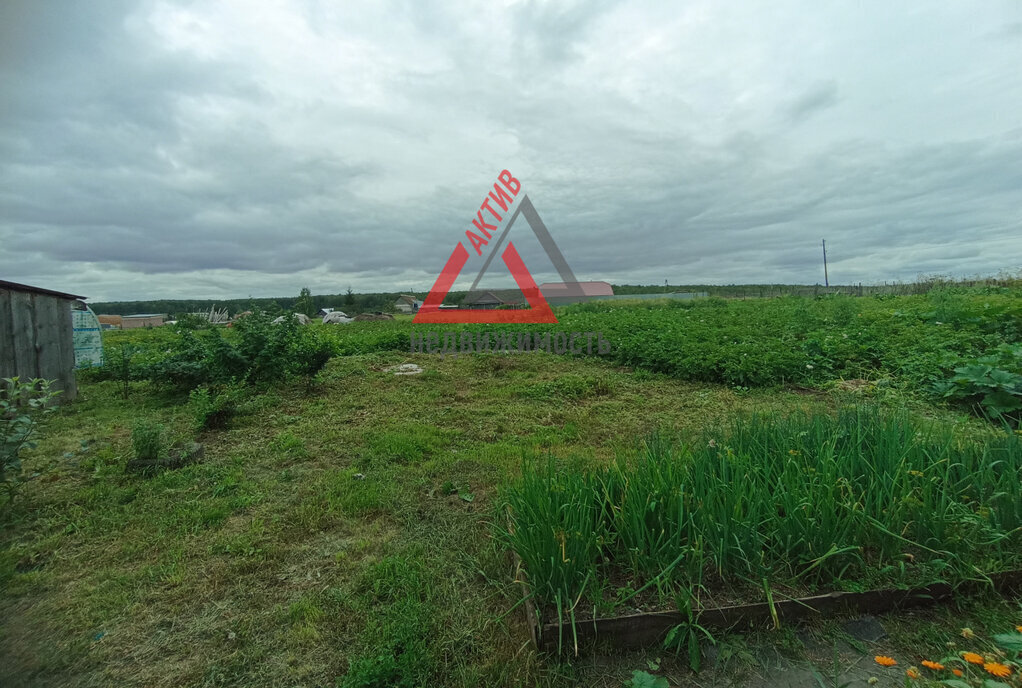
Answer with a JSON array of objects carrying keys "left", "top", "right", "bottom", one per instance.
[{"left": 822, "top": 239, "right": 829, "bottom": 287}]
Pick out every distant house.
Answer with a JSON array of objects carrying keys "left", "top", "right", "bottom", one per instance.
[
  {"left": 539, "top": 281, "right": 614, "bottom": 304},
  {"left": 394, "top": 295, "right": 422, "bottom": 314},
  {"left": 97, "top": 314, "right": 123, "bottom": 330},
  {"left": 461, "top": 290, "right": 525, "bottom": 309},
  {"left": 317, "top": 307, "right": 341, "bottom": 317},
  {"left": 121, "top": 314, "right": 165, "bottom": 329}
]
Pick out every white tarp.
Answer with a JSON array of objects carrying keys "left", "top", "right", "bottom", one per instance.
[
  {"left": 272, "top": 313, "right": 311, "bottom": 325},
  {"left": 322, "top": 311, "right": 353, "bottom": 324},
  {"left": 73, "top": 306, "right": 104, "bottom": 369}
]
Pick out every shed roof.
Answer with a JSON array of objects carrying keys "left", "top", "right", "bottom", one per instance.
[
  {"left": 462, "top": 289, "right": 524, "bottom": 306},
  {"left": 0, "top": 279, "right": 85, "bottom": 301},
  {"left": 539, "top": 281, "right": 614, "bottom": 297}
]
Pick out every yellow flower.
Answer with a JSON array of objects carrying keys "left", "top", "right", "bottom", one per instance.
[
  {"left": 961, "top": 627, "right": 975, "bottom": 639},
  {"left": 874, "top": 656, "right": 897, "bottom": 667},
  {"left": 962, "top": 652, "right": 984, "bottom": 665},
  {"left": 984, "top": 662, "right": 1012, "bottom": 678},
  {"left": 1016, "top": 625, "right": 1022, "bottom": 633},
  {"left": 867, "top": 678, "right": 879, "bottom": 686},
  {"left": 921, "top": 660, "right": 944, "bottom": 671},
  {"left": 906, "top": 666, "right": 921, "bottom": 680}
]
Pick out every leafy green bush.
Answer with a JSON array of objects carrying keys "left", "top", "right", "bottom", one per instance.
[
  {"left": 935, "top": 344, "right": 1022, "bottom": 424},
  {"left": 141, "top": 311, "right": 335, "bottom": 390},
  {"left": 189, "top": 385, "right": 242, "bottom": 431},
  {"left": 131, "top": 419, "right": 166, "bottom": 462},
  {"left": 1, "top": 377, "right": 61, "bottom": 504},
  {"left": 99, "top": 287, "right": 1022, "bottom": 393},
  {"left": 624, "top": 671, "right": 669, "bottom": 688}
]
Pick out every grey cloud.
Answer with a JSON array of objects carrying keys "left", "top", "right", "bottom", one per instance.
[
  {"left": 1, "top": 0, "right": 1021, "bottom": 301},
  {"left": 785, "top": 81, "right": 840, "bottom": 123}
]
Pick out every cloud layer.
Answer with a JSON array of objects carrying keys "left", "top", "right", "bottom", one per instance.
[{"left": 2, "top": 0, "right": 1020, "bottom": 301}]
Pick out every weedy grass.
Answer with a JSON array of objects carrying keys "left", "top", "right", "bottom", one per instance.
[
  {"left": 90, "top": 286, "right": 1022, "bottom": 406},
  {"left": 4, "top": 291, "right": 1022, "bottom": 687},
  {"left": 498, "top": 407, "right": 1022, "bottom": 625},
  {"left": 6, "top": 342, "right": 839, "bottom": 687}
]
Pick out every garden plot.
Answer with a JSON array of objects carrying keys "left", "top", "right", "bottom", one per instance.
[{"left": 498, "top": 407, "right": 1022, "bottom": 653}]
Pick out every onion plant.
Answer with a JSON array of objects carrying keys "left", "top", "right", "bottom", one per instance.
[{"left": 497, "top": 407, "right": 1022, "bottom": 617}]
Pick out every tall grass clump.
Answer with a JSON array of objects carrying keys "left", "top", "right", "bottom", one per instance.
[
  {"left": 498, "top": 460, "right": 604, "bottom": 627},
  {"left": 498, "top": 407, "right": 1022, "bottom": 616},
  {"left": 131, "top": 419, "right": 166, "bottom": 462}
]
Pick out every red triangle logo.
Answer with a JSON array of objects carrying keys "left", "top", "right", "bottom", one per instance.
[{"left": 413, "top": 240, "right": 558, "bottom": 324}]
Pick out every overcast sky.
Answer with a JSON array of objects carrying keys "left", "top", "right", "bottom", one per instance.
[{"left": 2, "top": 1, "right": 1021, "bottom": 302}]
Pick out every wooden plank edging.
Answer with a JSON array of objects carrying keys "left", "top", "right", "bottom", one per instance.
[{"left": 531, "top": 569, "right": 1022, "bottom": 652}]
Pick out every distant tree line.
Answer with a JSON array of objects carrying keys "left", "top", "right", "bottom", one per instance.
[
  {"left": 612, "top": 274, "right": 1022, "bottom": 299},
  {"left": 89, "top": 290, "right": 418, "bottom": 318},
  {"left": 87, "top": 274, "right": 1022, "bottom": 317}
]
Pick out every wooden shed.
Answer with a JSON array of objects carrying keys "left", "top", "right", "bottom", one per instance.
[{"left": 0, "top": 280, "right": 85, "bottom": 402}]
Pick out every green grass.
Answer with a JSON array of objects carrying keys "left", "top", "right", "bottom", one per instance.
[
  {"left": 499, "top": 408, "right": 1022, "bottom": 626},
  {"left": 7, "top": 346, "right": 839, "bottom": 687},
  {"left": 91, "top": 285, "right": 1022, "bottom": 412},
  {"left": 3, "top": 290, "right": 1022, "bottom": 687}
]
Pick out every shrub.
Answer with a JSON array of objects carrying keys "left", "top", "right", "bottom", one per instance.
[
  {"left": 189, "top": 385, "right": 241, "bottom": 431},
  {"left": 0, "top": 377, "right": 61, "bottom": 504},
  {"left": 935, "top": 343, "right": 1022, "bottom": 425},
  {"left": 143, "top": 330, "right": 210, "bottom": 389},
  {"left": 141, "top": 310, "right": 336, "bottom": 390},
  {"left": 131, "top": 419, "right": 166, "bottom": 462}
]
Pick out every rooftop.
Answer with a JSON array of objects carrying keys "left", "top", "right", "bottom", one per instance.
[
  {"left": 539, "top": 281, "right": 614, "bottom": 297},
  {"left": 0, "top": 279, "right": 86, "bottom": 301}
]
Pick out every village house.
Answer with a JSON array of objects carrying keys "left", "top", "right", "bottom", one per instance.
[
  {"left": 393, "top": 295, "right": 422, "bottom": 313},
  {"left": 121, "top": 313, "right": 165, "bottom": 329},
  {"left": 539, "top": 281, "right": 614, "bottom": 305},
  {"left": 97, "top": 314, "right": 123, "bottom": 330},
  {"left": 461, "top": 289, "right": 525, "bottom": 309}
]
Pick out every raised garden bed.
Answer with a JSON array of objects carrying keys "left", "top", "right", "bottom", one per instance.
[
  {"left": 518, "top": 566, "right": 1022, "bottom": 652},
  {"left": 498, "top": 407, "right": 1022, "bottom": 654}
]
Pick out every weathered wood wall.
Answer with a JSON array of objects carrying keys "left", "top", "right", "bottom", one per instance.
[{"left": 0, "top": 287, "right": 78, "bottom": 402}]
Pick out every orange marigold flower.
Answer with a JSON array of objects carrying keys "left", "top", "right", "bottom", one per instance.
[
  {"left": 984, "top": 662, "right": 1012, "bottom": 678},
  {"left": 921, "top": 660, "right": 944, "bottom": 671},
  {"left": 906, "top": 667, "right": 921, "bottom": 680},
  {"left": 952, "top": 668, "right": 963, "bottom": 677},
  {"left": 874, "top": 656, "right": 897, "bottom": 667},
  {"left": 1016, "top": 625, "right": 1022, "bottom": 633},
  {"left": 962, "top": 652, "right": 984, "bottom": 665}
]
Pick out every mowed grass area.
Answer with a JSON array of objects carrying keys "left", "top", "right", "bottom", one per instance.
[
  {"left": 1, "top": 350, "right": 837, "bottom": 687},
  {"left": 2, "top": 289, "right": 1022, "bottom": 687}
]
